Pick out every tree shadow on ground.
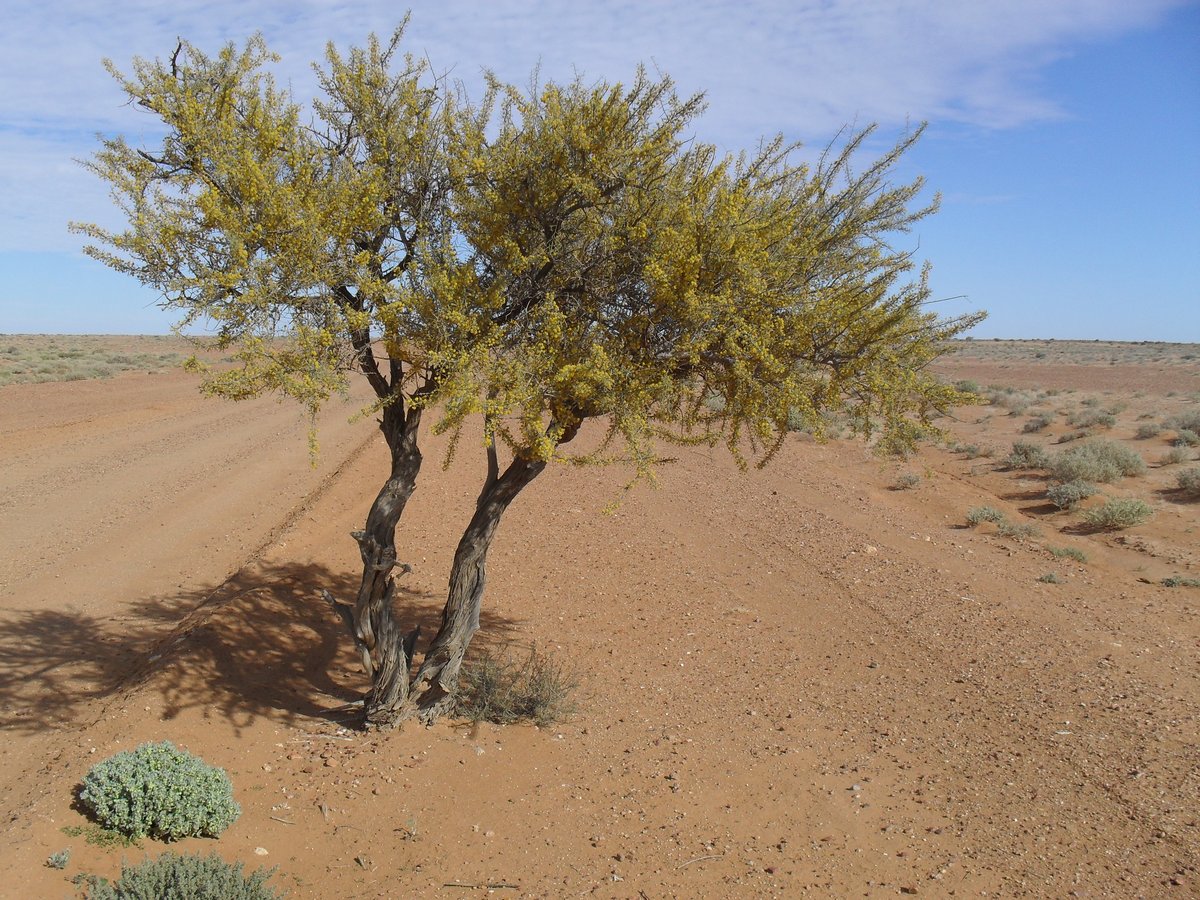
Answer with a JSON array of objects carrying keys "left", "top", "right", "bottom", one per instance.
[{"left": 0, "top": 559, "right": 522, "bottom": 737}]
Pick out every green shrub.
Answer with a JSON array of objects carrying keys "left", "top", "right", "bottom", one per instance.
[
  {"left": 457, "top": 646, "right": 578, "bottom": 727},
  {"left": 891, "top": 472, "right": 921, "bottom": 490},
  {"left": 47, "top": 849, "right": 71, "bottom": 870},
  {"left": 1167, "top": 410, "right": 1200, "bottom": 433},
  {"left": 1161, "top": 446, "right": 1190, "bottom": 466},
  {"left": 1080, "top": 498, "right": 1153, "bottom": 530},
  {"left": 1050, "top": 546, "right": 1088, "bottom": 563},
  {"left": 1046, "top": 480, "right": 1097, "bottom": 510},
  {"left": 1162, "top": 576, "right": 1200, "bottom": 588},
  {"left": 1006, "top": 441, "right": 1051, "bottom": 470},
  {"left": 1176, "top": 467, "right": 1200, "bottom": 498},
  {"left": 997, "top": 520, "right": 1040, "bottom": 540},
  {"left": 79, "top": 742, "right": 240, "bottom": 841},
  {"left": 80, "top": 852, "right": 279, "bottom": 900},
  {"left": 1134, "top": 423, "right": 1161, "bottom": 439},
  {"left": 1049, "top": 440, "right": 1146, "bottom": 483},
  {"left": 1175, "top": 429, "right": 1200, "bottom": 447},
  {"left": 965, "top": 506, "right": 1006, "bottom": 526}
]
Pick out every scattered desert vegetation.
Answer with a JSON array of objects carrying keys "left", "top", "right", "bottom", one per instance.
[
  {"left": 455, "top": 645, "right": 579, "bottom": 727},
  {"left": 0, "top": 334, "right": 185, "bottom": 385}
]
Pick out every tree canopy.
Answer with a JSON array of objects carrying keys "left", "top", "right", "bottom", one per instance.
[{"left": 74, "top": 21, "right": 982, "bottom": 725}]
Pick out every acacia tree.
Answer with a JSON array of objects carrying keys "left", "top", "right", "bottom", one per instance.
[{"left": 75, "top": 22, "right": 982, "bottom": 726}]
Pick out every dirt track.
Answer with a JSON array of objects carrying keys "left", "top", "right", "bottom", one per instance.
[{"left": 1, "top": 359, "right": 1197, "bottom": 897}]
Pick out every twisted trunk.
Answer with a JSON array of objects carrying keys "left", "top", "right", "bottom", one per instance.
[
  {"left": 406, "top": 452, "right": 547, "bottom": 722},
  {"left": 325, "top": 397, "right": 425, "bottom": 726}
]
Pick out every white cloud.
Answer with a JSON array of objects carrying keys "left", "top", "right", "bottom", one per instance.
[{"left": 0, "top": 0, "right": 1187, "bottom": 251}]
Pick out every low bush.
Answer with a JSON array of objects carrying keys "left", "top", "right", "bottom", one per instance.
[
  {"left": 1176, "top": 467, "right": 1200, "bottom": 498},
  {"left": 1055, "top": 428, "right": 1091, "bottom": 444},
  {"left": 47, "top": 849, "right": 71, "bottom": 870},
  {"left": 965, "top": 506, "right": 1006, "bottom": 526},
  {"left": 1049, "top": 440, "right": 1146, "bottom": 483},
  {"left": 1046, "top": 480, "right": 1097, "bottom": 510},
  {"left": 1160, "top": 446, "right": 1190, "bottom": 466},
  {"left": 997, "top": 520, "right": 1040, "bottom": 540},
  {"left": 1037, "top": 573, "right": 1065, "bottom": 584},
  {"left": 1175, "top": 429, "right": 1200, "bottom": 447},
  {"left": 891, "top": 472, "right": 921, "bottom": 490},
  {"left": 1006, "top": 441, "right": 1051, "bottom": 470},
  {"left": 1068, "top": 409, "right": 1115, "bottom": 429},
  {"left": 457, "top": 646, "right": 578, "bottom": 727},
  {"left": 1022, "top": 413, "right": 1054, "bottom": 433},
  {"left": 1162, "top": 576, "right": 1200, "bottom": 588},
  {"left": 1134, "top": 423, "right": 1161, "bottom": 439},
  {"left": 1080, "top": 498, "right": 1153, "bottom": 530},
  {"left": 79, "top": 853, "right": 279, "bottom": 900},
  {"left": 1050, "top": 546, "right": 1088, "bottom": 563},
  {"left": 79, "top": 742, "right": 240, "bottom": 841},
  {"left": 1167, "top": 410, "right": 1200, "bottom": 433}
]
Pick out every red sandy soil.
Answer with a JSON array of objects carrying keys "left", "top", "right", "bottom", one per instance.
[{"left": 1, "top": 346, "right": 1197, "bottom": 897}]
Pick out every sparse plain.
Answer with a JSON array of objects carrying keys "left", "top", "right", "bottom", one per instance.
[{"left": 1, "top": 336, "right": 1197, "bottom": 896}]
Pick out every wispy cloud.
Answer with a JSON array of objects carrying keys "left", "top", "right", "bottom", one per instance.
[{"left": 0, "top": 0, "right": 1187, "bottom": 252}]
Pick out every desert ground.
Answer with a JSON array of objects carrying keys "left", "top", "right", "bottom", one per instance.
[{"left": 1, "top": 336, "right": 1197, "bottom": 897}]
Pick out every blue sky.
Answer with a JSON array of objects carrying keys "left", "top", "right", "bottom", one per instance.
[{"left": 1, "top": 0, "right": 1197, "bottom": 339}]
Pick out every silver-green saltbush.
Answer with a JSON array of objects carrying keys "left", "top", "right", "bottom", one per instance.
[
  {"left": 1049, "top": 440, "right": 1146, "bottom": 484},
  {"left": 82, "top": 852, "right": 279, "bottom": 900},
  {"left": 1006, "top": 441, "right": 1051, "bottom": 470},
  {"left": 1080, "top": 498, "right": 1154, "bottom": 530},
  {"left": 1176, "top": 467, "right": 1200, "bottom": 498},
  {"left": 1046, "top": 479, "right": 1097, "bottom": 510},
  {"left": 79, "top": 742, "right": 240, "bottom": 841}
]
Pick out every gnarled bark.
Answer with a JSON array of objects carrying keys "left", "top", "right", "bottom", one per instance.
[
  {"left": 326, "top": 395, "right": 426, "bottom": 727},
  {"left": 402, "top": 422, "right": 581, "bottom": 724},
  {"left": 405, "top": 453, "right": 547, "bottom": 722}
]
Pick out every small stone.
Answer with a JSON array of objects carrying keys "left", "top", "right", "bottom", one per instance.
[
  {"left": 254, "top": 847, "right": 269, "bottom": 856},
  {"left": 324, "top": 758, "right": 338, "bottom": 768}
]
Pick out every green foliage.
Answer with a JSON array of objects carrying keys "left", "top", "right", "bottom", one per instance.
[
  {"left": 1049, "top": 546, "right": 1088, "bottom": 563},
  {"left": 1167, "top": 410, "right": 1200, "bottom": 433},
  {"left": 891, "top": 472, "right": 921, "bottom": 490},
  {"left": 1006, "top": 440, "right": 1051, "bottom": 470},
  {"left": 1080, "top": 498, "right": 1153, "bottom": 530},
  {"left": 1175, "top": 429, "right": 1200, "bottom": 447},
  {"left": 965, "top": 506, "right": 1006, "bottom": 526},
  {"left": 1160, "top": 445, "right": 1190, "bottom": 466},
  {"left": 1134, "top": 423, "right": 1161, "bottom": 439},
  {"left": 997, "top": 520, "right": 1039, "bottom": 540},
  {"left": 1175, "top": 467, "right": 1200, "bottom": 498},
  {"left": 456, "top": 646, "right": 578, "bottom": 726},
  {"left": 61, "top": 824, "right": 141, "bottom": 849},
  {"left": 1048, "top": 440, "right": 1146, "bottom": 484},
  {"left": 1162, "top": 576, "right": 1200, "bottom": 588},
  {"left": 73, "top": 24, "right": 982, "bottom": 478},
  {"left": 79, "top": 853, "right": 279, "bottom": 900},
  {"left": 47, "top": 849, "right": 71, "bottom": 869},
  {"left": 79, "top": 742, "right": 240, "bottom": 842},
  {"left": 1046, "top": 479, "right": 1097, "bottom": 510}
]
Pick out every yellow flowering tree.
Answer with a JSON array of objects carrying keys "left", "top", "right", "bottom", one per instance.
[{"left": 75, "top": 22, "right": 982, "bottom": 726}]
